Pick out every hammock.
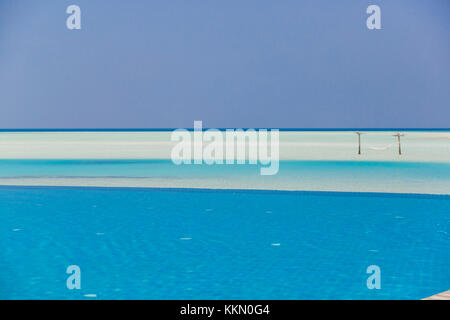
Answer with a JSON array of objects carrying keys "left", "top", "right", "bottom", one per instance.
[{"left": 368, "top": 143, "right": 394, "bottom": 151}]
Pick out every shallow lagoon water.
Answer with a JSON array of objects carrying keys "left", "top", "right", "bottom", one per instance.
[
  {"left": 1, "top": 186, "right": 449, "bottom": 299},
  {"left": 0, "top": 159, "right": 449, "bottom": 194}
]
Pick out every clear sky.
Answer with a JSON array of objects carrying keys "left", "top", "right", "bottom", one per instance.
[{"left": 0, "top": 0, "right": 449, "bottom": 128}]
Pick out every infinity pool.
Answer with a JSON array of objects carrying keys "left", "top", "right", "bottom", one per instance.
[{"left": 1, "top": 186, "right": 448, "bottom": 299}]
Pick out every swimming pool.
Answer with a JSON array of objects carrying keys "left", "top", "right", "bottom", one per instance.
[{"left": 1, "top": 186, "right": 448, "bottom": 299}]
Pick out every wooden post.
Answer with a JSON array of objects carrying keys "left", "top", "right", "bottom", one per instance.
[
  {"left": 355, "top": 132, "right": 365, "bottom": 155},
  {"left": 392, "top": 133, "right": 404, "bottom": 155}
]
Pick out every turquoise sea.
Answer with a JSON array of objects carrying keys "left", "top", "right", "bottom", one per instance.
[{"left": 0, "top": 159, "right": 449, "bottom": 194}]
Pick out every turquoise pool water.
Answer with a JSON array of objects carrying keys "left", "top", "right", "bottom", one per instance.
[{"left": 1, "top": 186, "right": 449, "bottom": 299}]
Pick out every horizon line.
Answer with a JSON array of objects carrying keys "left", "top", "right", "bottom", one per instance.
[{"left": 0, "top": 128, "right": 449, "bottom": 132}]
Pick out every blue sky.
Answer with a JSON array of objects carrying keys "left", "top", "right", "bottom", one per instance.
[{"left": 0, "top": 0, "right": 449, "bottom": 128}]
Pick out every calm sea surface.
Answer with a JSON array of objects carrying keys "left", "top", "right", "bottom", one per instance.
[{"left": 0, "top": 159, "right": 449, "bottom": 194}]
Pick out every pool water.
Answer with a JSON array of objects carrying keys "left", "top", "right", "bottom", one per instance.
[{"left": 0, "top": 186, "right": 448, "bottom": 299}]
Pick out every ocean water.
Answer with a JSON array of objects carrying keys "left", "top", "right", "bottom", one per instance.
[
  {"left": 0, "top": 186, "right": 449, "bottom": 300},
  {"left": 0, "top": 159, "right": 449, "bottom": 194}
]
